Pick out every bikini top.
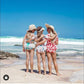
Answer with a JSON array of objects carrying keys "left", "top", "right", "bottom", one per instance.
[{"left": 26, "top": 33, "right": 35, "bottom": 43}]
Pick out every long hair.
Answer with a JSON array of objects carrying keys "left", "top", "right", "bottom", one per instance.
[{"left": 37, "top": 26, "right": 43, "bottom": 42}]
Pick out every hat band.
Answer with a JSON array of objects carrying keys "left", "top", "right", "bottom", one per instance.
[{"left": 38, "top": 28, "right": 44, "bottom": 32}]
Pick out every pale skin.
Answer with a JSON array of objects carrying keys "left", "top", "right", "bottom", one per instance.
[
  {"left": 22, "top": 30, "right": 35, "bottom": 73},
  {"left": 35, "top": 31, "right": 46, "bottom": 75},
  {"left": 47, "top": 28, "right": 60, "bottom": 76}
]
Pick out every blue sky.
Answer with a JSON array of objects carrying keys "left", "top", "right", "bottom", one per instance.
[{"left": 1, "top": 0, "right": 84, "bottom": 38}]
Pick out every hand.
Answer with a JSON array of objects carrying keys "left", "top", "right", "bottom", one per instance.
[
  {"left": 31, "top": 34, "right": 33, "bottom": 37},
  {"left": 26, "top": 40, "right": 30, "bottom": 43},
  {"left": 41, "top": 35, "right": 44, "bottom": 38},
  {"left": 36, "top": 43, "right": 38, "bottom": 47},
  {"left": 48, "top": 36, "right": 51, "bottom": 40},
  {"left": 26, "top": 40, "right": 28, "bottom": 43}
]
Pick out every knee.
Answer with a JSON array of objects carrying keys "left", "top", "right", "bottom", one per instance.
[
  {"left": 48, "top": 59, "right": 51, "bottom": 63},
  {"left": 30, "top": 60, "right": 33, "bottom": 65},
  {"left": 53, "top": 59, "right": 56, "bottom": 63},
  {"left": 49, "top": 64, "right": 52, "bottom": 67},
  {"left": 26, "top": 57, "right": 29, "bottom": 60},
  {"left": 38, "top": 62, "right": 40, "bottom": 67},
  {"left": 26, "top": 61, "right": 28, "bottom": 65},
  {"left": 30, "top": 57, "right": 33, "bottom": 62},
  {"left": 53, "top": 60, "right": 57, "bottom": 65},
  {"left": 42, "top": 59, "right": 45, "bottom": 63},
  {"left": 43, "top": 65, "right": 46, "bottom": 69},
  {"left": 48, "top": 61, "right": 51, "bottom": 66}
]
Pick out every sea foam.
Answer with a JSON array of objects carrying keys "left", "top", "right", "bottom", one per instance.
[{"left": 0, "top": 36, "right": 84, "bottom": 46}]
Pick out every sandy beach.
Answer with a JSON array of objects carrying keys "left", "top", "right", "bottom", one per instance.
[{"left": 0, "top": 55, "right": 84, "bottom": 84}]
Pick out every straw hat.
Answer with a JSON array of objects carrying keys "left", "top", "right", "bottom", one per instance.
[
  {"left": 38, "top": 28, "right": 45, "bottom": 32},
  {"left": 27, "top": 24, "right": 36, "bottom": 32},
  {"left": 45, "top": 24, "right": 55, "bottom": 33}
]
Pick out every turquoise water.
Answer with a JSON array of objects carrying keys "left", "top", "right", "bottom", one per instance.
[{"left": 0, "top": 36, "right": 84, "bottom": 59}]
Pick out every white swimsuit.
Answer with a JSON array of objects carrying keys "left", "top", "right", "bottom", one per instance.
[
  {"left": 36, "top": 35, "right": 47, "bottom": 53},
  {"left": 24, "top": 34, "right": 36, "bottom": 50}
]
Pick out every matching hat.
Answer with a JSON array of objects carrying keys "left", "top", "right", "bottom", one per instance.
[
  {"left": 27, "top": 24, "right": 36, "bottom": 32},
  {"left": 27, "top": 24, "right": 55, "bottom": 33},
  {"left": 45, "top": 24, "right": 55, "bottom": 33}
]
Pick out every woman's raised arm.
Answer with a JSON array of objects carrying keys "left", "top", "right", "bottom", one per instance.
[
  {"left": 35, "top": 34, "right": 44, "bottom": 42},
  {"left": 49, "top": 32, "right": 57, "bottom": 40},
  {"left": 36, "top": 39, "right": 46, "bottom": 46}
]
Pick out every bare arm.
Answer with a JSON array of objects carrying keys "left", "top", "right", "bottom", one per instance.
[
  {"left": 26, "top": 34, "right": 34, "bottom": 43},
  {"left": 22, "top": 34, "right": 26, "bottom": 46},
  {"left": 35, "top": 37, "right": 41, "bottom": 42},
  {"left": 48, "top": 34, "right": 56, "bottom": 40},
  {"left": 35, "top": 35, "right": 44, "bottom": 42},
  {"left": 49, "top": 32, "right": 57, "bottom": 40},
  {"left": 36, "top": 39, "right": 46, "bottom": 46},
  {"left": 22, "top": 34, "right": 27, "bottom": 52},
  {"left": 26, "top": 38, "right": 33, "bottom": 43}
]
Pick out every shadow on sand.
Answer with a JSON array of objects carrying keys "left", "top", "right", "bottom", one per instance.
[{"left": 21, "top": 69, "right": 56, "bottom": 75}]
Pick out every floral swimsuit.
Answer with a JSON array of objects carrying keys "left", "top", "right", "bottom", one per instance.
[
  {"left": 46, "top": 34, "right": 57, "bottom": 53},
  {"left": 36, "top": 35, "right": 46, "bottom": 53}
]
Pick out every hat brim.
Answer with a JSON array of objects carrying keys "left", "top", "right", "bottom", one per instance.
[
  {"left": 27, "top": 29, "right": 36, "bottom": 32},
  {"left": 45, "top": 24, "right": 51, "bottom": 28},
  {"left": 38, "top": 28, "right": 45, "bottom": 32},
  {"left": 45, "top": 24, "right": 53, "bottom": 30},
  {"left": 30, "top": 29, "right": 36, "bottom": 31},
  {"left": 45, "top": 24, "right": 55, "bottom": 33},
  {"left": 45, "top": 24, "right": 57, "bottom": 35}
]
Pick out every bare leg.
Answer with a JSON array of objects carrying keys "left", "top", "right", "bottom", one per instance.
[
  {"left": 26, "top": 50, "right": 29, "bottom": 72},
  {"left": 52, "top": 52, "right": 60, "bottom": 76},
  {"left": 30, "top": 49, "right": 34, "bottom": 73},
  {"left": 36, "top": 51, "right": 41, "bottom": 74},
  {"left": 41, "top": 52, "right": 46, "bottom": 75},
  {"left": 47, "top": 52, "right": 52, "bottom": 75}
]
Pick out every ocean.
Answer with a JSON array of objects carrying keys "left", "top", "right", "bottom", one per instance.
[{"left": 0, "top": 36, "right": 84, "bottom": 60}]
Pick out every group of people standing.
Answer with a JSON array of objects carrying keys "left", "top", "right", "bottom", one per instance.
[{"left": 22, "top": 24, "right": 60, "bottom": 76}]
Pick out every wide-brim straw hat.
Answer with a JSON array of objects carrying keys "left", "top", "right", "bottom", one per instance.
[
  {"left": 45, "top": 24, "right": 55, "bottom": 33},
  {"left": 27, "top": 24, "right": 36, "bottom": 32}
]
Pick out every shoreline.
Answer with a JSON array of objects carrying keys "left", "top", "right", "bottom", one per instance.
[
  {"left": 0, "top": 53, "right": 83, "bottom": 68},
  {"left": 0, "top": 51, "right": 83, "bottom": 67}
]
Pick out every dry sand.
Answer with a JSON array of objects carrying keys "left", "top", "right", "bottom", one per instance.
[{"left": 0, "top": 56, "right": 84, "bottom": 84}]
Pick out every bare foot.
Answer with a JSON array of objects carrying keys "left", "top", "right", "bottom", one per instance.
[
  {"left": 26, "top": 69, "right": 29, "bottom": 72},
  {"left": 38, "top": 71, "right": 41, "bottom": 74},
  {"left": 31, "top": 71, "right": 34, "bottom": 73},
  {"left": 56, "top": 73, "right": 61, "bottom": 76},
  {"left": 43, "top": 72, "right": 46, "bottom": 75},
  {"left": 48, "top": 73, "right": 52, "bottom": 75}
]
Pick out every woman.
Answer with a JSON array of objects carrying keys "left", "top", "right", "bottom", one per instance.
[
  {"left": 35, "top": 26, "right": 46, "bottom": 75},
  {"left": 45, "top": 24, "right": 60, "bottom": 76},
  {"left": 22, "top": 24, "right": 36, "bottom": 73}
]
